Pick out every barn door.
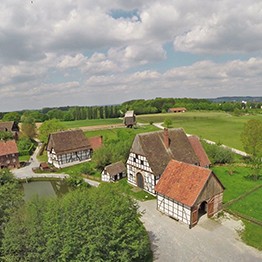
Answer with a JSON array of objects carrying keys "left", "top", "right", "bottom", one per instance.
[
  {"left": 207, "top": 198, "right": 215, "bottom": 218},
  {"left": 136, "top": 173, "right": 144, "bottom": 189},
  {"left": 191, "top": 206, "right": 198, "bottom": 228}
]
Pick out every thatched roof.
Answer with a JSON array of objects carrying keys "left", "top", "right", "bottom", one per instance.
[
  {"left": 46, "top": 130, "right": 91, "bottom": 155},
  {"left": 130, "top": 128, "right": 199, "bottom": 176},
  {"left": 104, "top": 161, "right": 126, "bottom": 176}
]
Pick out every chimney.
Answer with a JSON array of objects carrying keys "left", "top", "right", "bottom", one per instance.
[{"left": 163, "top": 128, "right": 170, "bottom": 148}]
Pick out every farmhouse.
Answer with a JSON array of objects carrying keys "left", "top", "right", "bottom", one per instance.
[
  {"left": 46, "top": 130, "right": 102, "bottom": 168},
  {"left": 126, "top": 128, "right": 210, "bottom": 195},
  {"left": 0, "top": 121, "right": 19, "bottom": 139},
  {"left": 101, "top": 161, "right": 126, "bottom": 182},
  {"left": 168, "top": 107, "right": 187, "bottom": 113},
  {"left": 155, "top": 160, "right": 224, "bottom": 228},
  {"left": 124, "top": 110, "right": 136, "bottom": 127},
  {"left": 0, "top": 140, "right": 20, "bottom": 169}
]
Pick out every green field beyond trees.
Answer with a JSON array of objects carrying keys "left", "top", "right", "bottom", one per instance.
[{"left": 137, "top": 111, "right": 262, "bottom": 150}]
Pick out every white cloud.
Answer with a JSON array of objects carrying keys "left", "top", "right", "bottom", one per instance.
[{"left": 0, "top": 0, "right": 262, "bottom": 111}]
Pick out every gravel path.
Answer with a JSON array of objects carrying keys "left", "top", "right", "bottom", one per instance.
[{"left": 139, "top": 200, "right": 262, "bottom": 262}]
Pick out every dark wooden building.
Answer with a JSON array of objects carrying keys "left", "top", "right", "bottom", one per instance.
[
  {"left": 0, "top": 140, "right": 20, "bottom": 169},
  {"left": 0, "top": 121, "right": 19, "bottom": 139},
  {"left": 124, "top": 111, "right": 136, "bottom": 127}
]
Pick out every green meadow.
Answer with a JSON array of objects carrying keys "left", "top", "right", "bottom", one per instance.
[
  {"left": 62, "top": 118, "right": 123, "bottom": 128},
  {"left": 137, "top": 111, "right": 262, "bottom": 150}
]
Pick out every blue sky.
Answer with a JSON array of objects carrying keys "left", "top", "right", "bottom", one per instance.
[{"left": 0, "top": 0, "right": 262, "bottom": 111}]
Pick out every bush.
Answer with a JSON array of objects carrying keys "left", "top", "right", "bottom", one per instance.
[
  {"left": 202, "top": 141, "right": 234, "bottom": 164},
  {"left": 17, "top": 137, "right": 36, "bottom": 156}
]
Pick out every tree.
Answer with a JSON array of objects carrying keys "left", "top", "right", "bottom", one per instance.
[
  {"left": 164, "top": 118, "right": 173, "bottom": 128},
  {"left": 21, "top": 116, "right": 36, "bottom": 139},
  {"left": 2, "top": 186, "right": 152, "bottom": 261},
  {"left": 0, "top": 169, "right": 23, "bottom": 252},
  {"left": 38, "top": 119, "right": 66, "bottom": 143},
  {"left": 241, "top": 119, "right": 262, "bottom": 180},
  {"left": 0, "top": 131, "right": 13, "bottom": 141},
  {"left": 2, "top": 112, "right": 21, "bottom": 123},
  {"left": 241, "top": 119, "right": 262, "bottom": 157}
]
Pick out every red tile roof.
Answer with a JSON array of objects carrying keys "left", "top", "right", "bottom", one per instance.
[
  {"left": 89, "top": 136, "right": 103, "bottom": 150},
  {"left": 188, "top": 136, "right": 211, "bottom": 167},
  {"left": 155, "top": 160, "right": 213, "bottom": 207},
  {"left": 0, "top": 140, "right": 18, "bottom": 156}
]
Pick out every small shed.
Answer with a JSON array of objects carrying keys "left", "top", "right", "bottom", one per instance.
[
  {"left": 39, "top": 162, "right": 50, "bottom": 171},
  {"left": 155, "top": 160, "right": 224, "bottom": 228},
  {"left": 102, "top": 161, "right": 126, "bottom": 182},
  {"left": 124, "top": 111, "right": 136, "bottom": 127}
]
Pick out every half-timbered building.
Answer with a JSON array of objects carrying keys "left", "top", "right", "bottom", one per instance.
[
  {"left": 0, "top": 140, "right": 20, "bottom": 169},
  {"left": 155, "top": 160, "right": 224, "bottom": 228},
  {"left": 101, "top": 161, "right": 126, "bottom": 182},
  {"left": 126, "top": 128, "right": 206, "bottom": 195},
  {"left": 46, "top": 130, "right": 101, "bottom": 168}
]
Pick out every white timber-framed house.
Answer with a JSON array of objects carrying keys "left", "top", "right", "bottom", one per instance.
[
  {"left": 46, "top": 129, "right": 99, "bottom": 168},
  {"left": 155, "top": 160, "right": 224, "bottom": 228},
  {"left": 101, "top": 161, "right": 126, "bottom": 182},
  {"left": 126, "top": 128, "right": 209, "bottom": 195}
]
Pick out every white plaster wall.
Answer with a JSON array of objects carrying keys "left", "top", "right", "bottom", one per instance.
[{"left": 157, "top": 194, "right": 191, "bottom": 225}]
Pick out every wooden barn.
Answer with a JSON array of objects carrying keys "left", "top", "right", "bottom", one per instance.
[
  {"left": 0, "top": 140, "right": 20, "bottom": 169},
  {"left": 155, "top": 160, "right": 224, "bottom": 228},
  {"left": 46, "top": 130, "right": 102, "bottom": 168},
  {"left": 101, "top": 161, "right": 126, "bottom": 182},
  {"left": 124, "top": 110, "right": 136, "bottom": 127},
  {"left": 0, "top": 121, "right": 19, "bottom": 139},
  {"left": 126, "top": 128, "right": 211, "bottom": 195},
  {"left": 168, "top": 107, "right": 187, "bottom": 113}
]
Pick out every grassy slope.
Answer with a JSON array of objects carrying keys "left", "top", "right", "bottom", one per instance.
[{"left": 137, "top": 111, "right": 262, "bottom": 150}]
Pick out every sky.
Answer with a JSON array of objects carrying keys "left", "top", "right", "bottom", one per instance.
[{"left": 0, "top": 0, "right": 262, "bottom": 112}]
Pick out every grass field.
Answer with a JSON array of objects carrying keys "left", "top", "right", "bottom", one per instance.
[
  {"left": 84, "top": 124, "right": 159, "bottom": 140},
  {"left": 213, "top": 165, "right": 262, "bottom": 250},
  {"left": 62, "top": 118, "right": 123, "bottom": 128},
  {"left": 137, "top": 111, "right": 262, "bottom": 150},
  {"left": 212, "top": 165, "right": 262, "bottom": 203}
]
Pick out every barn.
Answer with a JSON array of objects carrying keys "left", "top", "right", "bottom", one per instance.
[
  {"left": 0, "top": 121, "right": 19, "bottom": 140},
  {"left": 155, "top": 160, "right": 224, "bottom": 228},
  {"left": 124, "top": 111, "right": 136, "bottom": 127},
  {"left": 101, "top": 161, "right": 126, "bottom": 182},
  {"left": 46, "top": 130, "right": 102, "bottom": 168},
  {"left": 168, "top": 107, "right": 187, "bottom": 113}
]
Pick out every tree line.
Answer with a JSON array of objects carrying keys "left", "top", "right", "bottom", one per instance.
[{"left": 1, "top": 97, "right": 262, "bottom": 123}]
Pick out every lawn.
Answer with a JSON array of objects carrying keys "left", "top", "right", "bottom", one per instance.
[
  {"left": 241, "top": 220, "right": 262, "bottom": 251},
  {"left": 228, "top": 188, "right": 262, "bottom": 221},
  {"left": 62, "top": 118, "right": 123, "bottom": 128},
  {"left": 212, "top": 165, "right": 262, "bottom": 203},
  {"left": 84, "top": 124, "right": 159, "bottom": 141},
  {"left": 137, "top": 111, "right": 262, "bottom": 150}
]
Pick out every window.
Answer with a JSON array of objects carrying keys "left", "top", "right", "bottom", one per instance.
[
  {"left": 133, "top": 158, "right": 136, "bottom": 163},
  {"left": 135, "top": 154, "right": 138, "bottom": 158},
  {"left": 141, "top": 160, "right": 144, "bottom": 165}
]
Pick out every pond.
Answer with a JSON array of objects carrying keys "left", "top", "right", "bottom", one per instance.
[{"left": 22, "top": 180, "right": 69, "bottom": 201}]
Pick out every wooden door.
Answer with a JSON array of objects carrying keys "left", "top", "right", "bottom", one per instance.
[
  {"left": 136, "top": 173, "right": 144, "bottom": 189},
  {"left": 191, "top": 206, "right": 198, "bottom": 227},
  {"left": 207, "top": 198, "right": 214, "bottom": 217}
]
